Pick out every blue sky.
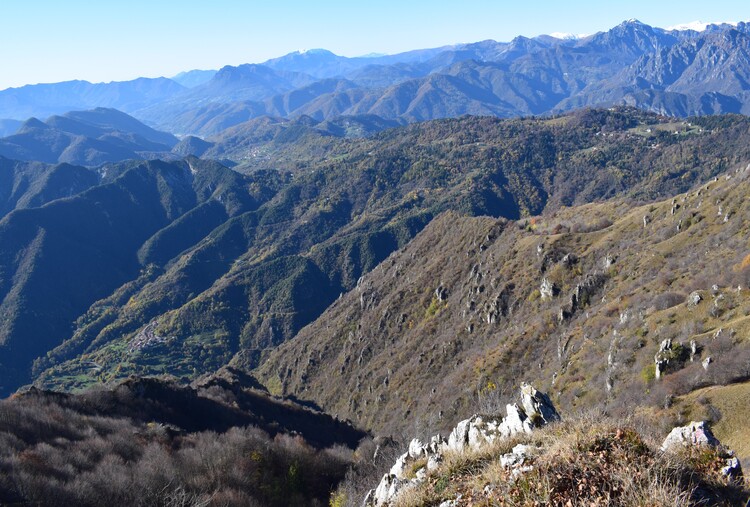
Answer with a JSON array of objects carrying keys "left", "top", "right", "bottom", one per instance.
[{"left": 0, "top": 0, "right": 747, "bottom": 90}]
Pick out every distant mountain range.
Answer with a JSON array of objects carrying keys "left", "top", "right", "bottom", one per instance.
[
  {"left": 0, "top": 108, "right": 178, "bottom": 166},
  {"left": 1, "top": 20, "right": 749, "bottom": 138},
  {"left": 0, "top": 78, "right": 184, "bottom": 122}
]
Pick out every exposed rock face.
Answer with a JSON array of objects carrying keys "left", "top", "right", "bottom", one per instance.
[
  {"left": 570, "top": 273, "right": 607, "bottom": 314},
  {"left": 654, "top": 338, "right": 689, "bottom": 380},
  {"left": 655, "top": 338, "right": 672, "bottom": 380},
  {"left": 369, "top": 475, "right": 412, "bottom": 507},
  {"left": 540, "top": 278, "right": 555, "bottom": 299},
  {"left": 603, "top": 253, "right": 616, "bottom": 269},
  {"left": 365, "top": 384, "right": 559, "bottom": 506},
  {"left": 661, "top": 421, "right": 743, "bottom": 481},
  {"left": 435, "top": 285, "right": 448, "bottom": 302},
  {"left": 687, "top": 291, "right": 703, "bottom": 307}
]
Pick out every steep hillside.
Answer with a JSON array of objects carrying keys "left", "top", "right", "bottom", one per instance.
[
  {"left": 562, "top": 27, "right": 750, "bottom": 115},
  {"left": 197, "top": 114, "right": 402, "bottom": 164},
  {"left": 27, "top": 110, "right": 750, "bottom": 400},
  {"left": 0, "top": 158, "right": 281, "bottom": 395},
  {"left": 0, "top": 158, "right": 99, "bottom": 219},
  {"left": 256, "top": 162, "right": 750, "bottom": 447}
]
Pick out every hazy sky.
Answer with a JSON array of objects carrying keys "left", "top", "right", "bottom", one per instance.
[{"left": 1, "top": 0, "right": 747, "bottom": 90}]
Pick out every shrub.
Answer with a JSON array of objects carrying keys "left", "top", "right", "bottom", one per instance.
[
  {"left": 653, "top": 292, "right": 685, "bottom": 311},
  {"left": 641, "top": 364, "right": 656, "bottom": 384}
]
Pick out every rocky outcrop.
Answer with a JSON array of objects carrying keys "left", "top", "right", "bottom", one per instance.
[
  {"left": 540, "top": 278, "right": 555, "bottom": 299},
  {"left": 569, "top": 273, "right": 607, "bottom": 315},
  {"left": 654, "top": 338, "right": 689, "bottom": 380},
  {"left": 364, "top": 384, "right": 559, "bottom": 506},
  {"left": 661, "top": 420, "right": 719, "bottom": 449},
  {"left": 687, "top": 291, "right": 703, "bottom": 307},
  {"left": 661, "top": 421, "right": 743, "bottom": 481}
]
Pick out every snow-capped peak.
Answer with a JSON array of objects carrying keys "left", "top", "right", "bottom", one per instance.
[
  {"left": 548, "top": 32, "right": 588, "bottom": 40},
  {"left": 667, "top": 20, "right": 739, "bottom": 32}
]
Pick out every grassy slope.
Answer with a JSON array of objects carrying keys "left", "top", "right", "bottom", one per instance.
[
  {"left": 256, "top": 163, "right": 750, "bottom": 440},
  {"left": 678, "top": 380, "right": 750, "bottom": 467}
]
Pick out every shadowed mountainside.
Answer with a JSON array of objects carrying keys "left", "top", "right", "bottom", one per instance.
[{"left": 17, "top": 109, "right": 750, "bottom": 404}]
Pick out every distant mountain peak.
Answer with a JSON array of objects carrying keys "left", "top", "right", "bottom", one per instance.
[
  {"left": 614, "top": 18, "right": 654, "bottom": 31},
  {"left": 667, "top": 20, "right": 740, "bottom": 32},
  {"left": 297, "top": 48, "right": 335, "bottom": 56},
  {"left": 548, "top": 32, "right": 588, "bottom": 40},
  {"left": 18, "top": 117, "right": 49, "bottom": 132}
]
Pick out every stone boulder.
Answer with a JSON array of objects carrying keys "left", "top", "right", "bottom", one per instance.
[
  {"left": 370, "top": 474, "right": 413, "bottom": 507},
  {"left": 389, "top": 452, "right": 409, "bottom": 479},
  {"left": 661, "top": 421, "right": 743, "bottom": 481},
  {"left": 687, "top": 291, "right": 702, "bottom": 307},
  {"left": 448, "top": 384, "right": 559, "bottom": 454},
  {"left": 520, "top": 383, "right": 560, "bottom": 426},
  {"left": 654, "top": 339, "right": 689, "bottom": 380},
  {"left": 661, "top": 420, "right": 719, "bottom": 450},
  {"left": 408, "top": 438, "right": 425, "bottom": 459}
]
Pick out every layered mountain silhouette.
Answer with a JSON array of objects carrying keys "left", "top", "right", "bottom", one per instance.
[
  {"left": 2, "top": 20, "right": 750, "bottom": 137},
  {"left": 0, "top": 78, "right": 184, "bottom": 121},
  {"left": 0, "top": 108, "right": 178, "bottom": 165}
]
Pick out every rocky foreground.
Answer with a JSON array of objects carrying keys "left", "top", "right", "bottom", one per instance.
[{"left": 363, "top": 385, "right": 747, "bottom": 506}]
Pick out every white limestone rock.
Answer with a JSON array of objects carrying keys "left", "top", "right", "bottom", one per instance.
[
  {"left": 364, "top": 384, "right": 559, "bottom": 506},
  {"left": 448, "top": 418, "right": 472, "bottom": 452},
  {"left": 389, "top": 452, "right": 409, "bottom": 479},
  {"left": 520, "top": 382, "right": 560, "bottom": 426},
  {"left": 408, "top": 438, "right": 425, "bottom": 459},
  {"left": 371, "top": 473, "right": 411, "bottom": 507},
  {"left": 427, "top": 453, "right": 443, "bottom": 471},
  {"left": 661, "top": 420, "right": 719, "bottom": 451}
]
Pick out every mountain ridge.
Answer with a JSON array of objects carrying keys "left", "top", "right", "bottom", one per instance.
[
  {"left": 0, "top": 108, "right": 178, "bottom": 165},
  {"left": 4, "top": 20, "right": 750, "bottom": 139},
  {"left": 12, "top": 109, "right": 749, "bottom": 407}
]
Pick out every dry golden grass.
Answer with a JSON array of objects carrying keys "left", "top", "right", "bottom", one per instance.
[
  {"left": 393, "top": 416, "right": 749, "bottom": 507},
  {"left": 680, "top": 380, "right": 750, "bottom": 462}
]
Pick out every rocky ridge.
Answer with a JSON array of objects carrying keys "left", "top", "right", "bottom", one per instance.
[
  {"left": 364, "top": 384, "right": 560, "bottom": 506},
  {"left": 364, "top": 387, "right": 745, "bottom": 506}
]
